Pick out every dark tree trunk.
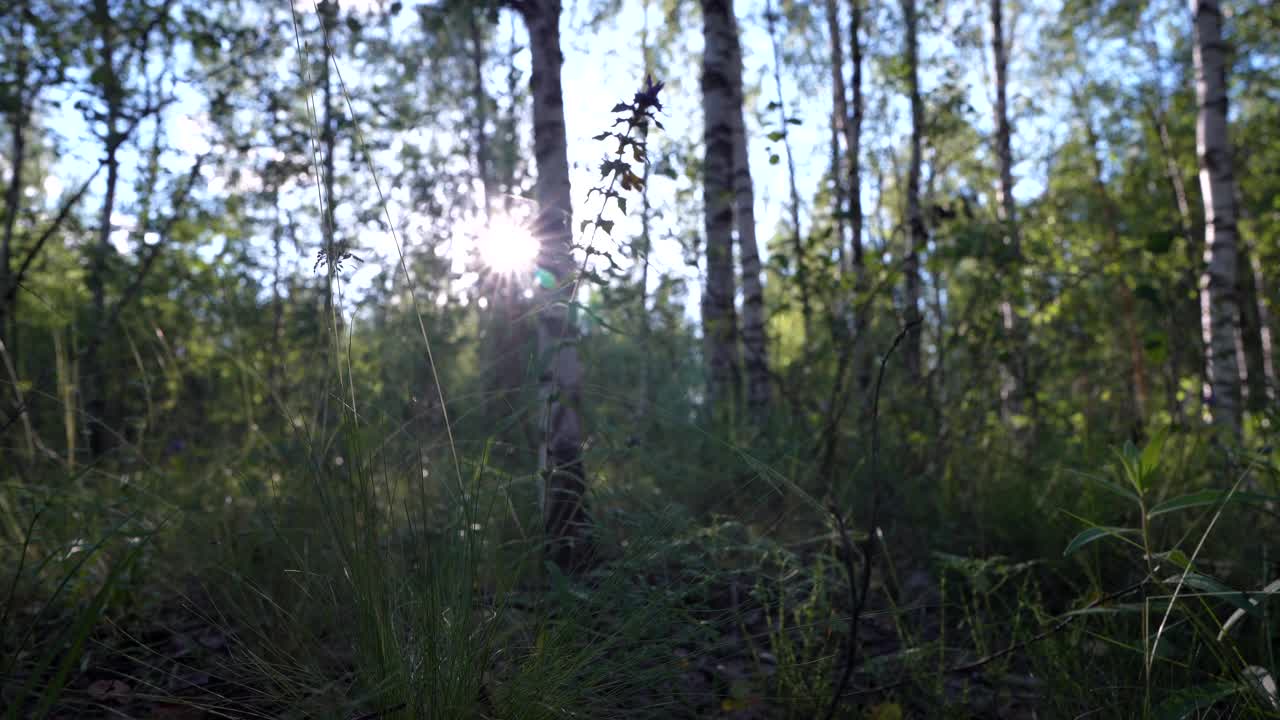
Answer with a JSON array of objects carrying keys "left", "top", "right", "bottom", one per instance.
[
  {"left": 901, "top": 0, "right": 924, "bottom": 381},
  {"left": 700, "top": 0, "right": 743, "bottom": 414}
]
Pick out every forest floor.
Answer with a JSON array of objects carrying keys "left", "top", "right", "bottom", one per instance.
[
  {"left": 7, "top": 431, "right": 1276, "bottom": 719},
  {"left": 11, "top": 541, "right": 1052, "bottom": 719}
]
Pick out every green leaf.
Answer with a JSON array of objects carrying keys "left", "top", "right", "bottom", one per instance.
[
  {"left": 767, "top": 130, "right": 786, "bottom": 142},
  {"left": 769, "top": 154, "right": 781, "bottom": 165},
  {"left": 1067, "top": 600, "right": 1174, "bottom": 616},
  {"left": 570, "top": 301, "right": 625, "bottom": 333},
  {"left": 1139, "top": 428, "right": 1167, "bottom": 479},
  {"left": 1174, "top": 572, "right": 1261, "bottom": 616},
  {"left": 1147, "top": 489, "right": 1279, "bottom": 518},
  {"left": 786, "top": 117, "right": 803, "bottom": 125},
  {"left": 616, "top": 196, "right": 627, "bottom": 214},
  {"left": 1064, "top": 526, "right": 1137, "bottom": 556},
  {"left": 534, "top": 268, "right": 556, "bottom": 289},
  {"left": 1144, "top": 332, "right": 1169, "bottom": 364},
  {"left": 1072, "top": 469, "right": 1141, "bottom": 504},
  {"left": 1150, "top": 549, "right": 1191, "bottom": 570}
]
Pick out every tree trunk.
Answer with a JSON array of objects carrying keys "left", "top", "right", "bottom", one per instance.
[
  {"left": 1146, "top": 98, "right": 1205, "bottom": 423},
  {"left": 1247, "top": 249, "right": 1277, "bottom": 404},
  {"left": 1190, "top": 0, "right": 1242, "bottom": 438},
  {"left": 728, "top": 5, "right": 769, "bottom": 419},
  {"left": 519, "top": 0, "right": 591, "bottom": 571},
  {"left": 474, "top": 8, "right": 526, "bottom": 427},
  {"left": 0, "top": 61, "right": 26, "bottom": 360},
  {"left": 270, "top": 200, "right": 284, "bottom": 399},
  {"left": 1237, "top": 240, "right": 1271, "bottom": 411},
  {"left": 847, "top": 0, "right": 870, "bottom": 394},
  {"left": 990, "top": 0, "right": 1025, "bottom": 420},
  {"left": 765, "top": 0, "right": 811, "bottom": 345},
  {"left": 1080, "top": 103, "right": 1150, "bottom": 431},
  {"left": 469, "top": 8, "right": 494, "bottom": 220},
  {"left": 319, "top": 0, "right": 339, "bottom": 338},
  {"left": 1231, "top": 154, "right": 1276, "bottom": 413},
  {"left": 700, "top": 0, "right": 743, "bottom": 414},
  {"left": 86, "top": 0, "right": 121, "bottom": 460},
  {"left": 901, "top": 0, "right": 924, "bottom": 381},
  {"left": 637, "top": 0, "right": 655, "bottom": 418},
  {"left": 825, "top": 0, "right": 848, "bottom": 263}
]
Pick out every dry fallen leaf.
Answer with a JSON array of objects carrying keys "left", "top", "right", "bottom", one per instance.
[{"left": 87, "top": 678, "right": 132, "bottom": 704}]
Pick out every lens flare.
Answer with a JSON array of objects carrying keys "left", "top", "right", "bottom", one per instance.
[{"left": 477, "top": 215, "right": 539, "bottom": 276}]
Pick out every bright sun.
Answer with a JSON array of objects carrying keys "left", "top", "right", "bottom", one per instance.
[{"left": 477, "top": 215, "right": 540, "bottom": 276}]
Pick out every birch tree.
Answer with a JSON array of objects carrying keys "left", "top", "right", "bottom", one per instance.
[
  {"left": 1189, "top": 0, "right": 1242, "bottom": 437},
  {"left": 727, "top": 4, "right": 769, "bottom": 419},
  {"left": 0, "top": 0, "right": 74, "bottom": 364},
  {"left": 989, "top": 0, "right": 1025, "bottom": 419},
  {"left": 845, "top": 0, "right": 869, "bottom": 394},
  {"left": 512, "top": 0, "right": 591, "bottom": 569},
  {"left": 700, "top": 0, "right": 743, "bottom": 413}
]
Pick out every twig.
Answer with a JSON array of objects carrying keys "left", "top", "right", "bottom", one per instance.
[
  {"left": 104, "top": 152, "right": 207, "bottom": 328},
  {"left": 823, "top": 318, "right": 920, "bottom": 720},
  {"left": 349, "top": 703, "right": 406, "bottom": 720}
]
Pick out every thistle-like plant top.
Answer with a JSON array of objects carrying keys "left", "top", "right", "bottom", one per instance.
[{"left": 582, "top": 75, "right": 664, "bottom": 241}]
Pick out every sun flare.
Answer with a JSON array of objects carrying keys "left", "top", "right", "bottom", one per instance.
[{"left": 477, "top": 215, "right": 540, "bottom": 276}]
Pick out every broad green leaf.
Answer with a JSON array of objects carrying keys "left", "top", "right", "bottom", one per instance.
[
  {"left": 1147, "top": 490, "right": 1279, "bottom": 518},
  {"left": 1150, "top": 549, "right": 1191, "bottom": 570},
  {"left": 1064, "top": 526, "right": 1137, "bottom": 556},
  {"left": 1067, "top": 600, "right": 1174, "bottom": 616},
  {"left": 1140, "top": 428, "right": 1167, "bottom": 478},
  {"left": 1171, "top": 572, "right": 1260, "bottom": 616},
  {"left": 1071, "top": 469, "right": 1141, "bottom": 503}
]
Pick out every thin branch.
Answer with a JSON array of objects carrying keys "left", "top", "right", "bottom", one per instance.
[
  {"left": 348, "top": 702, "right": 406, "bottom": 720},
  {"left": 104, "top": 153, "right": 207, "bottom": 328},
  {"left": 4, "top": 163, "right": 105, "bottom": 305},
  {"left": 824, "top": 318, "right": 920, "bottom": 720}
]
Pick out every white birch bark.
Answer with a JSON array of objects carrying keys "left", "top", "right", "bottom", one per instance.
[
  {"left": 727, "top": 6, "right": 770, "bottom": 419},
  {"left": 518, "top": 0, "right": 590, "bottom": 569},
  {"left": 1190, "top": 0, "right": 1242, "bottom": 437}
]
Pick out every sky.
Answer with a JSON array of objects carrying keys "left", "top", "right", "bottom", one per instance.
[{"left": 31, "top": 0, "right": 1070, "bottom": 326}]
